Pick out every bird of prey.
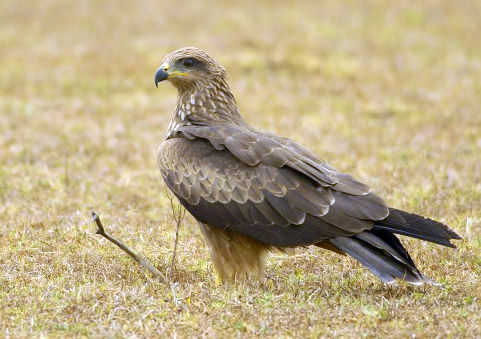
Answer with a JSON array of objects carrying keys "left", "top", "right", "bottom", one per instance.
[{"left": 154, "top": 47, "right": 460, "bottom": 285}]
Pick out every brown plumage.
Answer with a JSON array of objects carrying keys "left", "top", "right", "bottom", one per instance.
[{"left": 154, "top": 47, "right": 460, "bottom": 284}]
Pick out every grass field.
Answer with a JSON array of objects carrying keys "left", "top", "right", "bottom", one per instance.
[{"left": 1, "top": 0, "right": 480, "bottom": 337}]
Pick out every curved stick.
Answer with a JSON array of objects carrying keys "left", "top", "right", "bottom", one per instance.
[{"left": 92, "top": 211, "right": 168, "bottom": 284}]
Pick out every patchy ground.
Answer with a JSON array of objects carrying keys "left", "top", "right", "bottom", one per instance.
[{"left": 1, "top": 0, "right": 480, "bottom": 337}]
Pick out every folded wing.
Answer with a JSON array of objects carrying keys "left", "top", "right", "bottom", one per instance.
[{"left": 159, "top": 126, "right": 390, "bottom": 247}]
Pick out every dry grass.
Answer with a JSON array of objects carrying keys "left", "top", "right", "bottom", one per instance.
[{"left": 1, "top": 0, "right": 480, "bottom": 337}]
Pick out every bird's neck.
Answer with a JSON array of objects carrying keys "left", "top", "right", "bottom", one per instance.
[{"left": 166, "top": 79, "right": 246, "bottom": 139}]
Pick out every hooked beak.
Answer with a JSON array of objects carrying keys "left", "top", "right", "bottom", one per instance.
[{"left": 154, "top": 63, "right": 170, "bottom": 87}]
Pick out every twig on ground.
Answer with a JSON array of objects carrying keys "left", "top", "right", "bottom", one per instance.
[{"left": 91, "top": 211, "right": 168, "bottom": 284}]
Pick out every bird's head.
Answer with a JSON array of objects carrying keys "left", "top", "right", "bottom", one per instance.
[{"left": 154, "top": 47, "right": 227, "bottom": 90}]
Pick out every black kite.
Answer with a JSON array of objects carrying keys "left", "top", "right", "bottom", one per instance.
[{"left": 154, "top": 47, "right": 460, "bottom": 284}]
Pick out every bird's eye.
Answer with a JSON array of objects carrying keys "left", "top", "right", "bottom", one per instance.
[{"left": 182, "top": 58, "right": 196, "bottom": 68}]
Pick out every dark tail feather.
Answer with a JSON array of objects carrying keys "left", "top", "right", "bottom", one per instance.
[
  {"left": 330, "top": 229, "right": 440, "bottom": 285},
  {"left": 373, "top": 208, "right": 461, "bottom": 248}
]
